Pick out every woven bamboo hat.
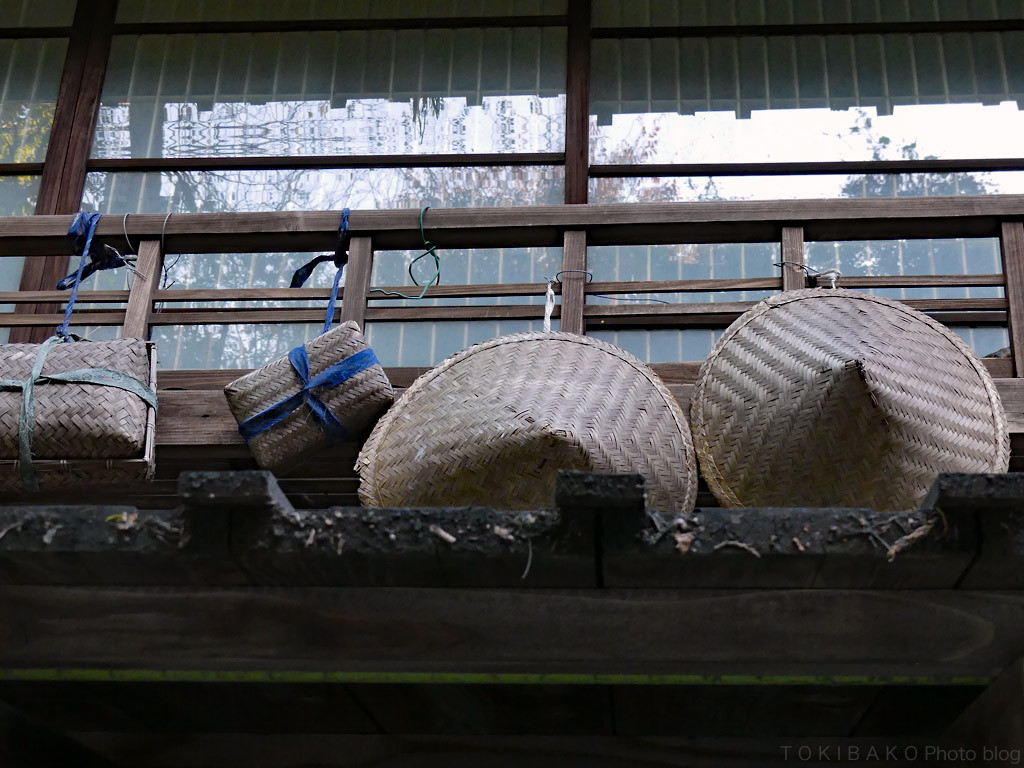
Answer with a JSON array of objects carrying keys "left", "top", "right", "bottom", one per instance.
[
  {"left": 357, "top": 332, "right": 698, "bottom": 514},
  {"left": 690, "top": 288, "right": 1010, "bottom": 511}
]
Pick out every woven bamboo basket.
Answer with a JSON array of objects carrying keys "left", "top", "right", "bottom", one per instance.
[
  {"left": 690, "top": 288, "right": 1010, "bottom": 511},
  {"left": 357, "top": 332, "right": 698, "bottom": 514},
  {"left": 0, "top": 338, "right": 157, "bottom": 492},
  {"left": 225, "top": 320, "right": 394, "bottom": 474}
]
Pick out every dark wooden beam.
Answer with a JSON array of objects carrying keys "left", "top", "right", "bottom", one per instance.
[
  {"left": 590, "top": 158, "right": 1024, "bottom": 177},
  {"left": 591, "top": 19, "right": 1024, "bottom": 39},
  {"left": 563, "top": 0, "right": 590, "bottom": 204},
  {"left": 1001, "top": 222, "right": 1024, "bottom": 377},
  {"left": 1, "top": 585, "right": 1024, "bottom": 678},
  {"left": 112, "top": 15, "right": 569, "bottom": 35},
  {"left": 88, "top": 153, "right": 564, "bottom": 173},
  {"left": 13, "top": 0, "right": 117, "bottom": 343},
  {"left": 952, "top": 658, "right": 1024, "bottom": 749}
]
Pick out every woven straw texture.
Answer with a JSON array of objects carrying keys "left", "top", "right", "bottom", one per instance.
[
  {"left": 357, "top": 332, "right": 698, "bottom": 514},
  {"left": 225, "top": 320, "right": 394, "bottom": 474},
  {"left": 691, "top": 288, "right": 1010, "bottom": 511},
  {"left": 0, "top": 338, "right": 156, "bottom": 492}
]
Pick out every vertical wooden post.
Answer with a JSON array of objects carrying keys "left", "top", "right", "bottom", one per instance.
[
  {"left": 120, "top": 240, "right": 163, "bottom": 339},
  {"left": 781, "top": 226, "right": 807, "bottom": 291},
  {"left": 340, "top": 236, "right": 373, "bottom": 330},
  {"left": 564, "top": 0, "right": 591, "bottom": 205},
  {"left": 1000, "top": 221, "right": 1024, "bottom": 376},
  {"left": 560, "top": 230, "right": 587, "bottom": 335},
  {"left": 13, "top": 0, "right": 118, "bottom": 343}
]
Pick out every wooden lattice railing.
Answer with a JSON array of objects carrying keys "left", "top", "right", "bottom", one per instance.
[{"left": 1, "top": 197, "right": 1023, "bottom": 506}]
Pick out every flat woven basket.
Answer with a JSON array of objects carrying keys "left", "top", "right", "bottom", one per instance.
[
  {"left": 691, "top": 288, "right": 1010, "bottom": 511},
  {"left": 225, "top": 320, "right": 394, "bottom": 474},
  {"left": 0, "top": 338, "right": 157, "bottom": 492},
  {"left": 357, "top": 331, "right": 698, "bottom": 514}
]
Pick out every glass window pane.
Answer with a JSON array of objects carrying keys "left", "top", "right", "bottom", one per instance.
[
  {"left": 589, "top": 328, "right": 724, "bottom": 362},
  {"left": 589, "top": 171, "right": 1024, "bottom": 202},
  {"left": 0, "top": 0, "right": 75, "bottom": 26},
  {"left": 370, "top": 247, "right": 561, "bottom": 306},
  {"left": 152, "top": 323, "right": 324, "bottom": 369},
  {"left": 952, "top": 325, "right": 1010, "bottom": 358},
  {"left": 587, "top": 242, "right": 779, "bottom": 304},
  {"left": 806, "top": 238, "right": 1005, "bottom": 299},
  {"left": 0, "top": 38, "right": 68, "bottom": 163},
  {"left": 93, "top": 30, "right": 566, "bottom": 158},
  {"left": 591, "top": 33, "right": 1024, "bottom": 167},
  {"left": 83, "top": 166, "right": 564, "bottom": 212},
  {"left": 0, "top": 175, "right": 41, "bottom": 342},
  {"left": 365, "top": 318, "right": 555, "bottom": 367},
  {"left": 116, "top": 0, "right": 566, "bottom": 23}
]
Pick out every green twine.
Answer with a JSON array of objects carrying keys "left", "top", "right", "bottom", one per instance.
[{"left": 370, "top": 206, "right": 441, "bottom": 301}]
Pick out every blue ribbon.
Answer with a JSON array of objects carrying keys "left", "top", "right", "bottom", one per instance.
[
  {"left": 290, "top": 208, "right": 350, "bottom": 334},
  {"left": 238, "top": 346, "right": 379, "bottom": 443},
  {"left": 57, "top": 212, "right": 102, "bottom": 338}
]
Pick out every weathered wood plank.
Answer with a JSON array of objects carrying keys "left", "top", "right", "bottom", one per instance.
[
  {"left": 6, "top": 197, "right": 1024, "bottom": 254},
  {"left": 951, "top": 659, "right": 1024, "bottom": 749},
  {"left": 560, "top": 231, "right": 587, "bottom": 334},
  {"left": 120, "top": 240, "right": 162, "bottom": 339},
  {"left": 781, "top": 226, "right": 806, "bottom": 291},
  {"left": 2, "top": 586, "right": 1024, "bottom": 677},
  {"left": 1001, "top": 222, "right": 1024, "bottom": 376},
  {"left": 339, "top": 236, "right": 372, "bottom": 330},
  {"left": 564, "top": 0, "right": 590, "bottom": 205}
]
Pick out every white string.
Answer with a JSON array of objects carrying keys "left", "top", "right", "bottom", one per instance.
[{"left": 543, "top": 280, "right": 556, "bottom": 333}]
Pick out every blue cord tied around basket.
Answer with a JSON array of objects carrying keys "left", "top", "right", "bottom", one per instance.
[
  {"left": 0, "top": 212, "right": 158, "bottom": 491},
  {"left": 239, "top": 208, "right": 378, "bottom": 444}
]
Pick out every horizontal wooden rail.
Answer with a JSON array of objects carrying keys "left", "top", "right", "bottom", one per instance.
[
  {"left": 592, "top": 18, "right": 1024, "bottom": 38},
  {"left": 4, "top": 197, "right": 1024, "bottom": 254},
  {"left": 591, "top": 158, "right": 1024, "bottom": 178},
  {"left": 88, "top": 152, "right": 565, "bottom": 173}
]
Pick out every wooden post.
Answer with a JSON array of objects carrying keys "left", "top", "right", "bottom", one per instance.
[
  {"left": 564, "top": 0, "right": 591, "bottom": 205},
  {"left": 952, "top": 658, "right": 1024, "bottom": 748},
  {"left": 781, "top": 226, "right": 806, "bottom": 291},
  {"left": 340, "top": 236, "right": 373, "bottom": 330},
  {"left": 560, "top": 230, "right": 587, "bottom": 335},
  {"left": 1000, "top": 221, "right": 1024, "bottom": 376},
  {"left": 120, "top": 240, "right": 163, "bottom": 340},
  {"left": 12, "top": 0, "right": 117, "bottom": 343}
]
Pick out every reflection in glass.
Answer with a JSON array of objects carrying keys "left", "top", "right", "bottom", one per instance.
[
  {"left": 0, "top": 175, "right": 42, "bottom": 342},
  {"left": 589, "top": 328, "right": 723, "bottom": 363},
  {"left": 84, "top": 167, "right": 564, "bottom": 212},
  {"left": 94, "top": 30, "right": 565, "bottom": 158},
  {"left": 365, "top": 319, "right": 554, "bottom": 368},
  {"left": 152, "top": 323, "right": 324, "bottom": 369},
  {"left": 589, "top": 171, "right": 1024, "bottom": 203},
  {"left": 0, "top": 39, "right": 67, "bottom": 163},
  {"left": 806, "top": 238, "right": 1004, "bottom": 300},
  {"left": 0, "top": 0, "right": 75, "bottom": 26},
  {"left": 592, "top": 33, "right": 1024, "bottom": 169},
  {"left": 952, "top": 326, "right": 1010, "bottom": 358},
  {"left": 370, "top": 247, "right": 561, "bottom": 307},
  {"left": 587, "top": 242, "right": 779, "bottom": 304}
]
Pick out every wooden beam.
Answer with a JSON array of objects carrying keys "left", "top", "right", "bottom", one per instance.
[
  {"left": 119, "top": 240, "right": 162, "bottom": 339},
  {"left": 952, "top": 658, "right": 1024, "bottom": 749},
  {"left": 2, "top": 586, "right": 1024, "bottom": 678},
  {"left": 591, "top": 19, "right": 1024, "bottom": 38},
  {"left": 339, "top": 236, "right": 373, "bottom": 330},
  {"left": 12, "top": 0, "right": 117, "bottom": 344},
  {"left": 0, "top": 701, "right": 114, "bottom": 768},
  {"left": 89, "top": 153, "right": 564, "bottom": 172},
  {"left": 781, "top": 226, "right": 806, "bottom": 291},
  {"left": 559, "top": 230, "right": 587, "bottom": 334},
  {"left": 5, "top": 196, "right": 1024, "bottom": 255},
  {"left": 589, "top": 157, "right": 1024, "bottom": 177},
  {"left": 1001, "top": 222, "right": 1024, "bottom": 377},
  {"left": 564, "top": 0, "right": 590, "bottom": 204},
  {"left": 111, "top": 14, "right": 569, "bottom": 35}
]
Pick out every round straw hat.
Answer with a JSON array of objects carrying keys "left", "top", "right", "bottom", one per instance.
[
  {"left": 357, "top": 332, "right": 698, "bottom": 514},
  {"left": 690, "top": 288, "right": 1009, "bottom": 511}
]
